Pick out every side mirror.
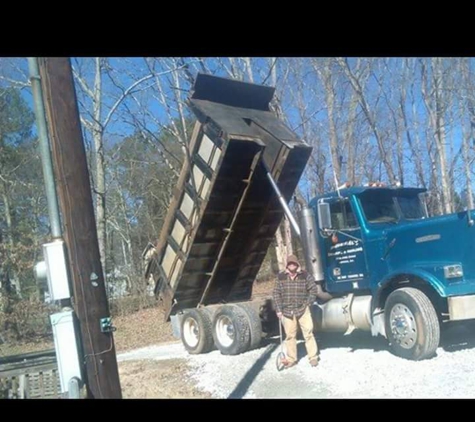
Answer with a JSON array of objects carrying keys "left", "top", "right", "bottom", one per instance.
[{"left": 318, "top": 202, "right": 332, "bottom": 230}]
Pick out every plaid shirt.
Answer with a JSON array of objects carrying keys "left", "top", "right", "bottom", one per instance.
[{"left": 273, "top": 270, "right": 319, "bottom": 318}]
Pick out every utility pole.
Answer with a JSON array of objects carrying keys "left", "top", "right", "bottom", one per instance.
[{"left": 37, "top": 57, "right": 122, "bottom": 398}]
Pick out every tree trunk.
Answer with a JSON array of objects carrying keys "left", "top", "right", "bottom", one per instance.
[
  {"left": 433, "top": 58, "right": 452, "bottom": 214},
  {"left": 345, "top": 90, "right": 359, "bottom": 184},
  {"left": 243, "top": 57, "right": 254, "bottom": 83},
  {"left": 421, "top": 58, "right": 452, "bottom": 214},
  {"left": 283, "top": 216, "right": 293, "bottom": 257},
  {"left": 321, "top": 63, "right": 342, "bottom": 184},
  {"left": 92, "top": 58, "right": 107, "bottom": 278},
  {"left": 1, "top": 182, "right": 14, "bottom": 249},
  {"left": 274, "top": 225, "right": 286, "bottom": 272},
  {"left": 461, "top": 58, "right": 475, "bottom": 210},
  {"left": 400, "top": 60, "right": 426, "bottom": 188},
  {"left": 1, "top": 183, "right": 19, "bottom": 295},
  {"left": 462, "top": 124, "right": 474, "bottom": 210}
]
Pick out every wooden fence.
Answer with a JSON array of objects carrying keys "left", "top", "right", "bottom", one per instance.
[{"left": 0, "top": 349, "right": 62, "bottom": 399}]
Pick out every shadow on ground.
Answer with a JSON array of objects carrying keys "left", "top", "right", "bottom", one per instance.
[
  {"left": 227, "top": 342, "right": 278, "bottom": 398},
  {"left": 318, "top": 331, "right": 387, "bottom": 353},
  {"left": 226, "top": 321, "right": 475, "bottom": 398},
  {"left": 440, "top": 321, "right": 475, "bottom": 353},
  {"left": 318, "top": 322, "right": 475, "bottom": 355},
  {"left": 265, "top": 320, "right": 475, "bottom": 357}
]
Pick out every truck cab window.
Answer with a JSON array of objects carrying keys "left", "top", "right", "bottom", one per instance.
[
  {"left": 330, "top": 200, "right": 358, "bottom": 230},
  {"left": 360, "top": 193, "right": 399, "bottom": 224},
  {"left": 397, "top": 196, "right": 426, "bottom": 220},
  {"left": 360, "top": 191, "right": 426, "bottom": 223}
]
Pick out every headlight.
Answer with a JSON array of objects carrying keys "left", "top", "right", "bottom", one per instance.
[{"left": 444, "top": 265, "right": 463, "bottom": 279}]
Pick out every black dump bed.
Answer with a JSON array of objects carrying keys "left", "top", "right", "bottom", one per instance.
[{"left": 144, "top": 74, "right": 312, "bottom": 319}]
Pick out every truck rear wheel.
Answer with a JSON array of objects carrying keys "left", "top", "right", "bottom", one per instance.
[
  {"left": 236, "top": 303, "right": 262, "bottom": 350},
  {"left": 384, "top": 287, "right": 440, "bottom": 360},
  {"left": 181, "top": 308, "right": 214, "bottom": 354},
  {"left": 212, "top": 305, "right": 251, "bottom": 355}
]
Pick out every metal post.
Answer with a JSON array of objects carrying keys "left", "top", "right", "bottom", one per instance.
[{"left": 27, "top": 57, "right": 62, "bottom": 239}]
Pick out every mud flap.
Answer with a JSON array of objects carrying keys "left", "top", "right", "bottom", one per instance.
[
  {"left": 170, "top": 314, "right": 183, "bottom": 338},
  {"left": 371, "top": 309, "right": 386, "bottom": 338},
  {"left": 343, "top": 293, "right": 356, "bottom": 335}
]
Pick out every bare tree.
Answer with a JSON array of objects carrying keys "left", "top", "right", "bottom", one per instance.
[
  {"left": 420, "top": 58, "right": 453, "bottom": 214},
  {"left": 460, "top": 58, "right": 475, "bottom": 210},
  {"left": 72, "top": 58, "right": 179, "bottom": 275},
  {"left": 313, "top": 58, "right": 342, "bottom": 184},
  {"left": 399, "top": 58, "right": 427, "bottom": 188},
  {"left": 337, "top": 57, "right": 397, "bottom": 184}
]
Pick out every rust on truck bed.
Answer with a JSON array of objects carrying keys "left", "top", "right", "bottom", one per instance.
[{"left": 144, "top": 74, "right": 312, "bottom": 319}]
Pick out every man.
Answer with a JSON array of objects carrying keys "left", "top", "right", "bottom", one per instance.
[{"left": 273, "top": 255, "right": 320, "bottom": 368}]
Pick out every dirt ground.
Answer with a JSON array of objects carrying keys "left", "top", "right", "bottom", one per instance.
[
  {"left": 1, "top": 279, "right": 275, "bottom": 398},
  {"left": 116, "top": 280, "right": 274, "bottom": 398},
  {"left": 113, "top": 306, "right": 175, "bottom": 352},
  {"left": 119, "top": 359, "right": 211, "bottom": 399}
]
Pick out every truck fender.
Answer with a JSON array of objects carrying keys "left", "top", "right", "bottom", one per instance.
[{"left": 369, "top": 268, "right": 445, "bottom": 337}]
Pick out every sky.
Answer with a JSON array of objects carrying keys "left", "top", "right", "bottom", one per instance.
[{"left": 3, "top": 57, "right": 474, "bottom": 199}]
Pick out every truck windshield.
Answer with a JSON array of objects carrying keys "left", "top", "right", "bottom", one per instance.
[
  {"left": 360, "top": 192, "right": 426, "bottom": 224},
  {"left": 360, "top": 194, "right": 399, "bottom": 223}
]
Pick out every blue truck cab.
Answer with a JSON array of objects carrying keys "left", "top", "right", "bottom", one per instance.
[{"left": 309, "top": 185, "right": 475, "bottom": 360}]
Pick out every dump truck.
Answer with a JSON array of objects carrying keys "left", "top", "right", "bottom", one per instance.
[{"left": 144, "top": 73, "right": 475, "bottom": 360}]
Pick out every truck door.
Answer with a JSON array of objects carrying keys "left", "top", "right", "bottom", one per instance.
[{"left": 322, "top": 199, "right": 368, "bottom": 293}]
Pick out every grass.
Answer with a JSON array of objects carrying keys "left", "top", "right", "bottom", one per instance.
[{"left": 119, "top": 359, "right": 211, "bottom": 398}]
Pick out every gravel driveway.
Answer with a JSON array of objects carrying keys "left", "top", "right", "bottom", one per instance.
[{"left": 118, "top": 321, "right": 475, "bottom": 398}]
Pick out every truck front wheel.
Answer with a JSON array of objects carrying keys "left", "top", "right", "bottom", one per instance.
[{"left": 384, "top": 287, "right": 440, "bottom": 360}]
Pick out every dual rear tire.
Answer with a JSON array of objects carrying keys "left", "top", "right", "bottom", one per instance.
[{"left": 180, "top": 304, "right": 262, "bottom": 355}]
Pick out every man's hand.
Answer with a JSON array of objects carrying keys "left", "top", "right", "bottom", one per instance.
[{"left": 277, "top": 312, "right": 283, "bottom": 319}]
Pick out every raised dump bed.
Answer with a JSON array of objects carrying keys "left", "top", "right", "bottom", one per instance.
[{"left": 144, "top": 74, "right": 312, "bottom": 321}]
